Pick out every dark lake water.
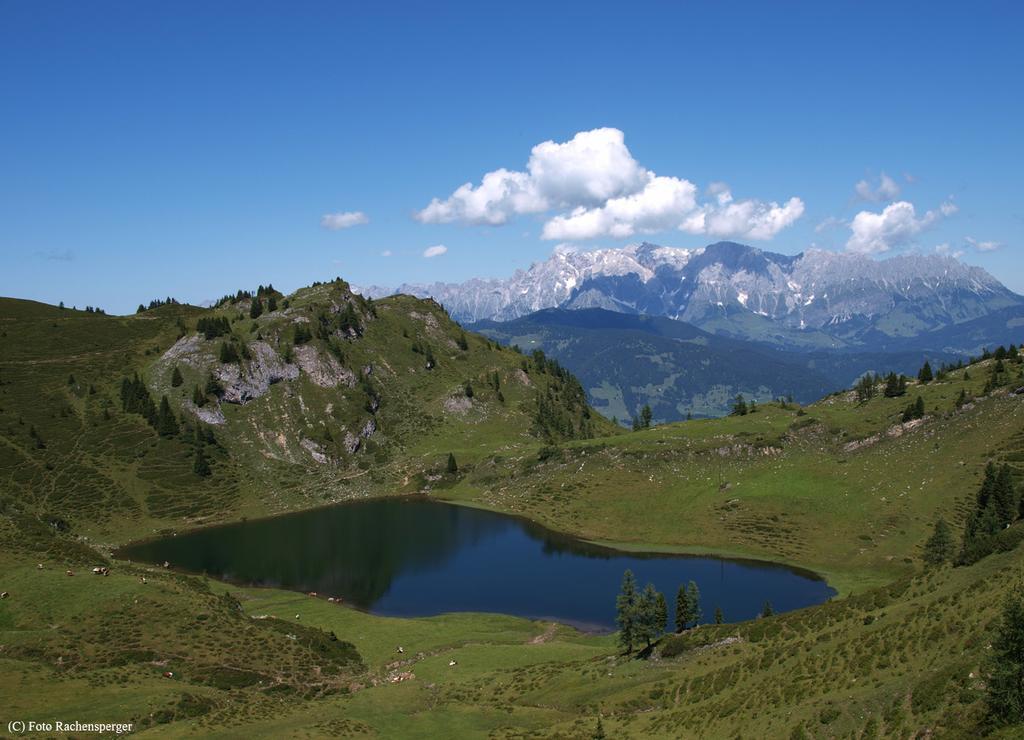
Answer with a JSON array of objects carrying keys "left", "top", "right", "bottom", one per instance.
[{"left": 117, "top": 497, "right": 835, "bottom": 631}]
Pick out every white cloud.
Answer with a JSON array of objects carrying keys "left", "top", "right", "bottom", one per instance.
[
  {"left": 845, "top": 199, "right": 957, "bottom": 254},
  {"left": 542, "top": 176, "right": 697, "bottom": 240},
  {"left": 320, "top": 211, "right": 369, "bottom": 230},
  {"left": 854, "top": 172, "right": 901, "bottom": 202},
  {"left": 380, "top": 250, "right": 392, "bottom": 257},
  {"left": 934, "top": 243, "right": 965, "bottom": 259},
  {"left": 680, "top": 189, "right": 805, "bottom": 241},
  {"left": 417, "top": 127, "right": 803, "bottom": 241},
  {"left": 965, "top": 236, "right": 1003, "bottom": 252},
  {"left": 423, "top": 244, "right": 448, "bottom": 258},
  {"left": 815, "top": 215, "right": 844, "bottom": 233}
]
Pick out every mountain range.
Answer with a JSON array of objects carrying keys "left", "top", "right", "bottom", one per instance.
[
  {"left": 470, "top": 308, "right": 963, "bottom": 422},
  {"left": 362, "top": 241, "right": 1024, "bottom": 353}
]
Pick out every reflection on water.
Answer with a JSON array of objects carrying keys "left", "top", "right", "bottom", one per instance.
[{"left": 117, "top": 497, "right": 835, "bottom": 630}]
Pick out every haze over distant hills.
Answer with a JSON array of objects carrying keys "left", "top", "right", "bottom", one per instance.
[
  {"left": 361, "top": 241, "right": 1024, "bottom": 353},
  {"left": 471, "top": 308, "right": 965, "bottom": 422}
]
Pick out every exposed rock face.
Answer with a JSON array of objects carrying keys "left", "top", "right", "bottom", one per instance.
[
  {"left": 191, "top": 403, "right": 226, "bottom": 426},
  {"left": 344, "top": 418, "right": 377, "bottom": 454},
  {"left": 293, "top": 345, "right": 356, "bottom": 389},
  {"left": 443, "top": 395, "right": 473, "bottom": 415},
  {"left": 300, "top": 437, "right": 328, "bottom": 464},
  {"left": 162, "top": 335, "right": 206, "bottom": 367},
  {"left": 217, "top": 341, "right": 299, "bottom": 404}
]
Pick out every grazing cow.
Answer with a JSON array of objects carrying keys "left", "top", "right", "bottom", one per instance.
[
  {"left": 308, "top": 591, "right": 317, "bottom": 598},
  {"left": 448, "top": 660, "right": 457, "bottom": 667},
  {"left": 162, "top": 561, "right": 169, "bottom": 569},
  {"left": 37, "top": 564, "right": 43, "bottom": 570},
  {"left": 295, "top": 614, "right": 301, "bottom": 620},
  {"left": 66, "top": 570, "right": 74, "bottom": 576},
  {"left": 0, "top": 591, "right": 9, "bottom": 599},
  {"left": 162, "top": 671, "right": 174, "bottom": 679},
  {"left": 397, "top": 646, "right": 404, "bottom": 654}
]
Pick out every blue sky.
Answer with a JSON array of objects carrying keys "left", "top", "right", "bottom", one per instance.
[{"left": 1, "top": 1, "right": 1021, "bottom": 313}]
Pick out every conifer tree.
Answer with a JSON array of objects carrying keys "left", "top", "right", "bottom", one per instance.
[
  {"left": 457, "top": 332, "right": 469, "bottom": 350},
  {"left": 923, "top": 518, "right": 955, "bottom": 565},
  {"left": 640, "top": 404, "right": 653, "bottom": 429},
  {"left": 986, "top": 587, "right": 1024, "bottom": 724},
  {"left": 193, "top": 445, "right": 211, "bottom": 477},
  {"left": 616, "top": 570, "right": 638, "bottom": 653},
  {"left": 249, "top": 298, "right": 263, "bottom": 319},
  {"left": 675, "top": 584, "right": 690, "bottom": 632},
  {"left": 918, "top": 361, "right": 933, "bottom": 384},
  {"left": 635, "top": 583, "right": 661, "bottom": 648},
  {"left": 714, "top": 606, "right": 724, "bottom": 625},
  {"left": 656, "top": 591, "right": 668, "bottom": 636},
  {"left": 446, "top": 452, "right": 458, "bottom": 474},
  {"left": 156, "top": 395, "right": 179, "bottom": 437},
  {"left": 686, "top": 581, "right": 701, "bottom": 626},
  {"left": 731, "top": 394, "right": 748, "bottom": 416},
  {"left": 170, "top": 366, "right": 184, "bottom": 387},
  {"left": 267, "top": 295, "right": 277, "bottom": 312},
  {"left": 761, "top": 600, "right": 774, "bottom": 618},
  {"left": 192, "top": 384, "right": 206, "bottom": 407}
]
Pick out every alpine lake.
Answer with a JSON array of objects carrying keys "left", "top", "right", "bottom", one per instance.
[{"left": 117, "top": 497, "right": 835, "bottom": 631}]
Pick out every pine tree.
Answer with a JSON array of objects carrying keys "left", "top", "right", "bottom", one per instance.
[
  {"left": 446, "top": 452, "right": 458, "bottom": 475},
  {"left": 170, "top": 366, "right": 184, "bottom": 387},
  {"left": 192, "top": 384, "right": 206, "bottom": 407},
  {"left": 204, "top": 373, "right": 222, "bottom": 398},
  {"left": 655, "top": 591, "right": 668, "bottom": 636},
  {"left": 986, "top": 587, "right": 1024, "bottom": 724},
  {"left": 918, "top": 361, "right": 933, "bottom": 384},
  {"left": 635, "top": 583, "right": 661, "bottom": 648},
  {"left": 675, "top": 585, "right": 690, "bottom": 632},
  {"left": 761, "top": 600, "right": 774, "bottom": 618},
  {"left": 616, "top": 570, "right": 638, "bottom": 653},
  {"left": 883, "top": 372, "right": 907, "bottom": 397},
  {"left": 923, "top": 518, "right": 955, "bottom": 565},
  {"left": 457, "top": 332, "right": 469, "bottom": 350},
  {"left": 464, "top": 381, "right": 474, "bottom": 398},
  {"left": 686, "top": 581, "right": 701, "bottom": 626},
  {"left": 156, "top": 395, "right": 179, "bottom": 437},
  {"left": 267, "top": 295, "right": 278, "bottom": 312},
  {"left": 193, "top": 445, "right": 211, "bottom": 477},
  {"left": 714, "top": 606, "right": 724, "bottom": 625},
  {"left": 640, "top": 404, "right": 653, "bottom": 429},
  {"left": 731, "top": 394, "right": 748, "bottom": 416}
]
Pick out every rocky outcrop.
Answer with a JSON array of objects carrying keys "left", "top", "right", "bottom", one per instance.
[
  {"left": 161, "top": 335, "right": 206, "bottom": 367},
  {"left": 293, "top": 345, "right": 356, "bottom": 388},
  {"left": 217, "top": 341, "right": 299, "bottom": 404},
  {"left": 300, "top": 437, "right": 329, "bottom": 465},
  {"left": 842, "top": 416, "right": 928, "bottom": 454},
  {"left": 343, "top": 418, "right": 377, "bottom": 454},
  {"left": 443, "top": 395, "right": 473, "bottom": 415}
]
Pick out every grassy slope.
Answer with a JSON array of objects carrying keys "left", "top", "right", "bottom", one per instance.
[{"left": 2, "top": 292, "right": 1024, "bottom": 737}]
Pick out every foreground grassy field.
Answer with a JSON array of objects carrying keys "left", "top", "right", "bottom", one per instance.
[{"left": 1, "top": 291, "right": 1023, "bottom": 736}]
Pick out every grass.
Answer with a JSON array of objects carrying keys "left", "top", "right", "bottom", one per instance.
[{"left": 2, "top": 290, "right": 1024, "bottom": 736}]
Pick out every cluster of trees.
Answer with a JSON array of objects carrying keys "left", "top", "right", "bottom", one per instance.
[
  {"left": 982, "top": 346, "right": 1022, "bottom": 394},
  {"left": 196, "top": 316, "right": 231, "bottom": 340},
  {"left": 959, "top": 463, "right": 1022, "bottom": 565},
  {"left": 615, "top": 571, "right": 668, "bottom": 653},
  {"left": 191, "top": 372, "right": 223, "bottom": 408},
  {"left": 631, "top": 404, "right": 653, "bottom": 431},
  {"left": 883, "top": 372, "right": 908, "bottom": 398},
  {"left": 315, "top": 303, "right": 362, "bottom": 341},
  {"left": 731, "top": 394, "right": 757, "bottom": 415},
  {"left": 409, "top": 340, "right": 437, "bottom": 370},
  {"left": 120, "top": 375, "right": 178, "bottom": 437},
  {"left": 901, "top": 395, "right": 926, "bottom": 422},
  {"left": 525, "top": 349, "right": 595, "bottom": 442},
  {"left": 987, "top": 587, "right": 1024, "bottom": 726},
  {"left": 616, "top": 571, "right": 731, "bottom": 654},
  {"left": 136, "top": 297, "right": 179, "bottom": 313}
]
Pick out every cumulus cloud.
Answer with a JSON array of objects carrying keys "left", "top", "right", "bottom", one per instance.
[
  {"left": 854, "top": 172, "right": 901, "bottom": 202},
  {"left": 934, "top": 243, "right": 965, "bottom": 259},
  {"left": 423, "top": 244, "right": 448, "bottom": 258},
  {"left": 845, "top": 199, "right": 957, "bottom": 254},
  {"left": 680, "top": 188, "right": 805, "bottom": 241},
  {"left": 965, "top": 236, "right": 1003, "bottom": 252},
  {"left": 320, "top": 211, "right": 369, "bottom": 230},
  {"left": 417, "top": 127, "right": 804, "bottom": 241}
]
